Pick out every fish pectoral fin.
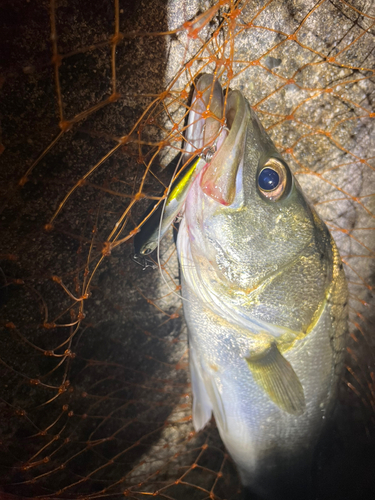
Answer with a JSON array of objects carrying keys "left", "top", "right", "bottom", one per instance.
[
  {"left": 189, "top": 344, "right": 213, "bottom": 432},
  {"left": 246, "top": 342, "right": 306, "bottom": 416}
]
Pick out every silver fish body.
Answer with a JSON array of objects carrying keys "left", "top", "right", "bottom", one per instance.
[{"left": 177, "top": 79, "right": 348, "bottom": 499}]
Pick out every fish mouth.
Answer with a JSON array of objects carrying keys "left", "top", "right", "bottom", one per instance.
[{"left": 200, "top": 89, "right": 250, "bottom": 206}]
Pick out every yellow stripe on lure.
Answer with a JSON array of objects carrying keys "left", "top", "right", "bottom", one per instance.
[{"left": 134, "top": 155, "right": 206, "bottom": 256}]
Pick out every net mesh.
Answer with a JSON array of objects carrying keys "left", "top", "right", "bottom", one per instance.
[{"left": 0, "top": 0, "right": 374, "bottom": 498}]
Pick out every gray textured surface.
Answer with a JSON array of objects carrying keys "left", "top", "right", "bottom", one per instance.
[{"left": 0, "top": 1, "right": 374, "bottom": 499}]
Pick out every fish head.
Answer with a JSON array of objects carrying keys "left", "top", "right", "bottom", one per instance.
[{"left": 183, "top": 89, "right": 332, "bottom": 298}]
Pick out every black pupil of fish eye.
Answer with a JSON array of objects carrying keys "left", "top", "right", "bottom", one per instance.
[{"left": 258, "top": 167, "right": 280, "bottom": 191}]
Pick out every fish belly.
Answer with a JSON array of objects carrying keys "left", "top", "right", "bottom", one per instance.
[{"left": 181, "top": 275, "right": 342, "bottom": 500}]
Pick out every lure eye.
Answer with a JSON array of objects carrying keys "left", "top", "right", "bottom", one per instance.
[
  {"left": 257, "top": 158, "right": 288, "bottom": 201},
  {"left": 140, "top": 242, "right": 156, "bottom": 256}
]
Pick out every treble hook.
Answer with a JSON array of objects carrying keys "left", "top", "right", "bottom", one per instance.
[
  {"left": 131, "top": 253, "right": 157, "bottom": 271},
  {"left": 199, "top": 123, "right": 229, "bottom": 162}
]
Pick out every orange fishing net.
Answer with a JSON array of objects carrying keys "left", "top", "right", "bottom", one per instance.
[{"left": 0, "top": 1, "right": 374, "bottom": 498}]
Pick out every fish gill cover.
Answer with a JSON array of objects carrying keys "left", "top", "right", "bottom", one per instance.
[{"left": 0, "top": 0, "right": 374, "bottom": 499}]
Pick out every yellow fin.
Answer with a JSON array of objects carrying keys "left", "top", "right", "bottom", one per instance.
[{"left": 246, "top": 342, "right": 305, "bottom": 416}]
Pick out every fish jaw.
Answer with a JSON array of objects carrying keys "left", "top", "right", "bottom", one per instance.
[
  {"left": 200, "top": 91, "right": 249, "bottom": 205},
  {"left": 184, "top": 73, "right": 224, "bottom": 159}
]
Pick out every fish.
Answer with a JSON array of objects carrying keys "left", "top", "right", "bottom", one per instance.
[
  {"left": 134, "top": 74, "right": 224, "bottom": 257},
  {"left": 176, "top": 76, "right": 348, "bottom": 500}
]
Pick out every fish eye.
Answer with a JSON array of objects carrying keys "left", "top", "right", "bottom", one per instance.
[{"left": 257, "top": 158, "right": 288, "bottom": 202}]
